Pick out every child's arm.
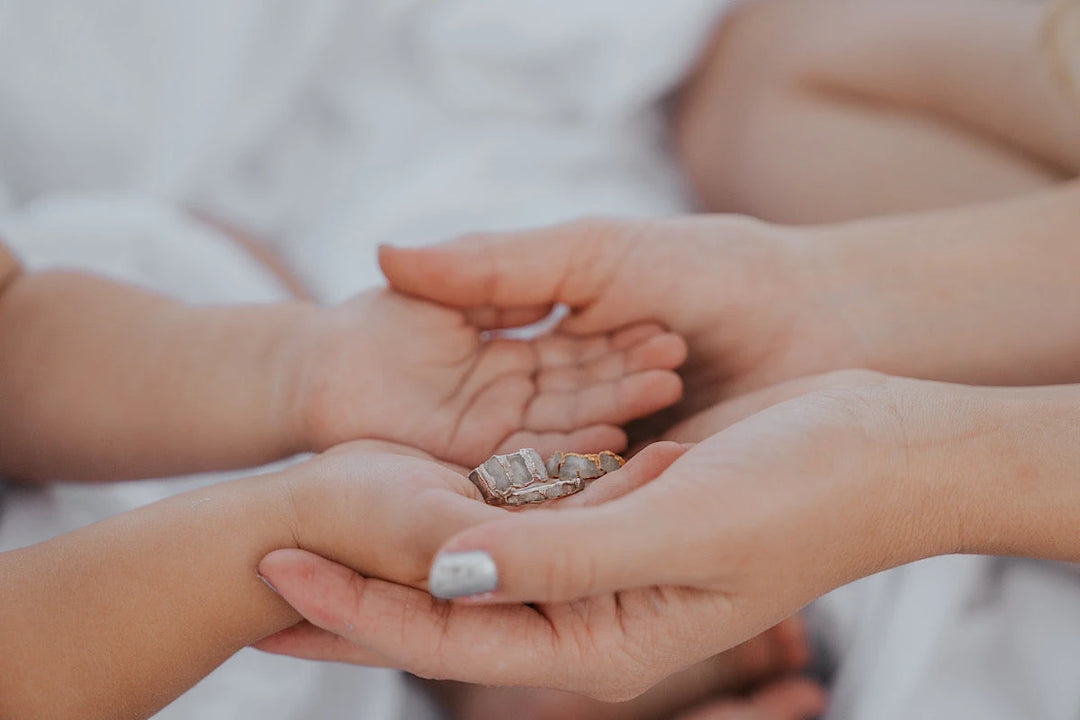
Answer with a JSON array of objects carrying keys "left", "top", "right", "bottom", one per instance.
[
  {"left": 0, "top": 265, "right": 311, "bottom": 481},
  {"left": 0, "top": 444, "right": 499, "bottom": 720},
  {"left": 0, "top": 245, "right": 685, "bottom": 482}
]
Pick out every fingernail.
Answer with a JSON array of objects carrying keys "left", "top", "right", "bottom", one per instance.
[
  {"left": 256, "top": 572, "right": 280, "bottom": 595},
  {"left": 428, "top": 551, "right": 498, "bottom": 599}
]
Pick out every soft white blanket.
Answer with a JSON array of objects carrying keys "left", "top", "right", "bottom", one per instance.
[
  {"left": 0, "top": 2, "right": 723, "bottom": 718},
  {"left": 3, "top": 2, "right": 1079, "bottom": 719}
]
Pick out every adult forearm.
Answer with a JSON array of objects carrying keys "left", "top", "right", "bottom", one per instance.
[
  {"left": 0, "top": 474, "right": 300, "bottom": 720},
  {"left": 811, "top": 181, "right": 1080, "bottom": 386},
  {"left": 0, "top": 270, "right": 314, "bottom": 481},
  {"left": 883, "top": 379, "right": 1080, "bottom": 567}
]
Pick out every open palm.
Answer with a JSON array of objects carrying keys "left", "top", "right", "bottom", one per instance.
[{"left": 295, "top": 289, "right": 687, "bottom": 467}]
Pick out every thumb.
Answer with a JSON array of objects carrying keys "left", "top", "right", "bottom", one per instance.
[
  {"left": 427, "top": 442, "right": 689, "bottom": 602},
  {"left": 378, "top": 221, "right": 628, "bottom": 323}
]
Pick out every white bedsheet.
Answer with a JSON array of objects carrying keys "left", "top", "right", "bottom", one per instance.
[
  {"left": 0, "top": 2, "right": 724, "bottom": 718},
  {"left": 2, "top": 2, "right": 1080, "bottom": 719}
]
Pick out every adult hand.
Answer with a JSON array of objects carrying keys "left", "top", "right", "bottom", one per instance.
[
  {"left": 380, "top": 184, "right": 1080, "bottom": 422},
  {"left": 287, "top": 288, "right": 686, "bottom": 466},
  {"left": 257, "top": 372, "right": 966, "bottom": 700},
  {"left": 378, "top": 217, "right": 866, "bottom": 422}
]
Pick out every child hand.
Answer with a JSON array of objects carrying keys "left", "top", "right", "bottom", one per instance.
[
  {"left": 0, "top": 437, "right": 498, "bottom": 719},
  {"left": 272, "top": 439, "right": 504, "bottom": 594},
  {"left": 288, "top": 290, "right": 686, "bottom": 466}
]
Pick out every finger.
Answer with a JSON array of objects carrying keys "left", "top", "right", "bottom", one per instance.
[
  {"left": 254, "top": 621, "right": 396, "bottom": 667},
  {"left": 608, "top": 322, "right": 674, "bottom": 352},
  {"left": 662, "top": 386, "right": 813, "bottom": 444},
  {"left": 320, "top": 440, "right": 468, "bottom": 473},
  {"left": 524, "top": 369, "right": 683, "bottom": 432},
  {"left": 768, "top": 615, "right": 812, "bottom": 671},
  {"left": 465, "top": 305, "right": 555, "bottom": 330},
  {"left": 378, "top": 223, "right": 626, "bottom": 315},
  {"left": 532, "top": 323, "right": 670, "bottom": 369},
  {"left": 561, "top": 441, "right": 687, "bottom": 507},
  {"left": 664, "top": 370, "right": 887, "bottom": 443},
  {"left": 429, "top": 450, "right": 688, "bottom": 602},
  {"left": 536, "top": 330, "right": 687, "bottom": 392},
  {"left": 675, "top": 678, "right": 828, "bottom": 720},
  {"left": 404, "top": 490, "right": 512, "bottom": 569},
  {"left": 444, "top": 327, "right": 682, "bottom": 464},
  {"left": 258, "top": 549, "right": 563, "bottom": 687},
  {"left": 497, "top": 425, "right": 629, "bottom": 458}
]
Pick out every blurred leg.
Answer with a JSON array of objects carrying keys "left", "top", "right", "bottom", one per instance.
[{"left": 673, "top": 0, "right": 1075, "bottom": 223}]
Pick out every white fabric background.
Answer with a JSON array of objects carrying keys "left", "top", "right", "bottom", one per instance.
[
  {"left": 0, "top": 2, "right": 724, "bottom": 718},
  {"left": 2, "top": 2, "right": 1080, "bottom": 719}
]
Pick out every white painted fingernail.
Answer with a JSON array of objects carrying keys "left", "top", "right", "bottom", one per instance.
[{"left": 429, "top": 551, "right": 498, "bottom": 599}]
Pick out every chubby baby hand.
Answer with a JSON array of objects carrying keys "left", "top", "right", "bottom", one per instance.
[{"left": 285, "top": 290, "right": 686, "bottom": 467}]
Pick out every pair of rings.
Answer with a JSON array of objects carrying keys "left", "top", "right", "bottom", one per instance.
[{"left": 469, "top": 449, "right": 624, "bottom": 506}]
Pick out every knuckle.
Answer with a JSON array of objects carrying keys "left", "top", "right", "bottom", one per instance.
[
  {"left": 542, "top": 541, "right": 599, "bottom": 600},
  {"left": 341, "top": 572, "right": 373, "bottom": 632}
]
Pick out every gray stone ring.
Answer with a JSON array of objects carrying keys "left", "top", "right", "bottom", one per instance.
[{"left": 468, "top": 449, "right": 625, "bottom": 506}]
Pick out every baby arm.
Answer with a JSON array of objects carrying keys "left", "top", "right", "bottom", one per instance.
[
  {"left": 0, "top": 243, "right": 684, "bottom": 482},
  {"left": 0, "top": 250, "right": 311, "bottom": 481},
  {"left": 0, "top": 444, "right": 500, "bottom": 720}
]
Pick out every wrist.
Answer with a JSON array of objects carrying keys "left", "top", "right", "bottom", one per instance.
[
  {"left": 930, "top": 384, "right": 1080, "bottom": 562},
  {"left": 200, "top": 472, "right": 304, "bottom": 634},
  {"left": 797, "top": 376, "right": 963, "bottom": 581},
  {"left": 282, "top": 294, "right": 387, "bottom": 452},
  {"left": 0, "top": 469, "right": 305, "bottom": 719},
  {"left": 798, "top": 221, "right": 927, "bottom": 378},
  {"left": 686, "top": 216, "right": 870, "bottom": 389},
  {"left": 858, "top": 379, "right": 1080, "bottom": 568},
  {"left": 266, "top": 300, "right": 328, "bottom": 453},
  {"left": 805, "top": 186, "right": 1080, "bottom": 386}
]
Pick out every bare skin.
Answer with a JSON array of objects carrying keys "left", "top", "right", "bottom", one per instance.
[
  {"left": 0, "top": 239, "right": 689, "bottom": 716},
  {"left": 376, "top": 180, "right": 1080, "bottom": 419},
  {"left": 673, "top": 0, "right": 1079, "bottom": 224},
  {"left": 421, "top": 617, "right": 817, "bottom": 720},
  {"left": 259, "top": 178, "right": 1080, "bottom": 703},
  {"left": 257, "top": 374, "right": 1080, "bottom": 701},
  {"left": 0, "top": 442, "right": 511, "bottom": 720},
  {"left": 0, "top": 248, "right": 685, "bottom": 481},
  {"left": 251, "top": 3, "right": 1080, "bottom": 714}
]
